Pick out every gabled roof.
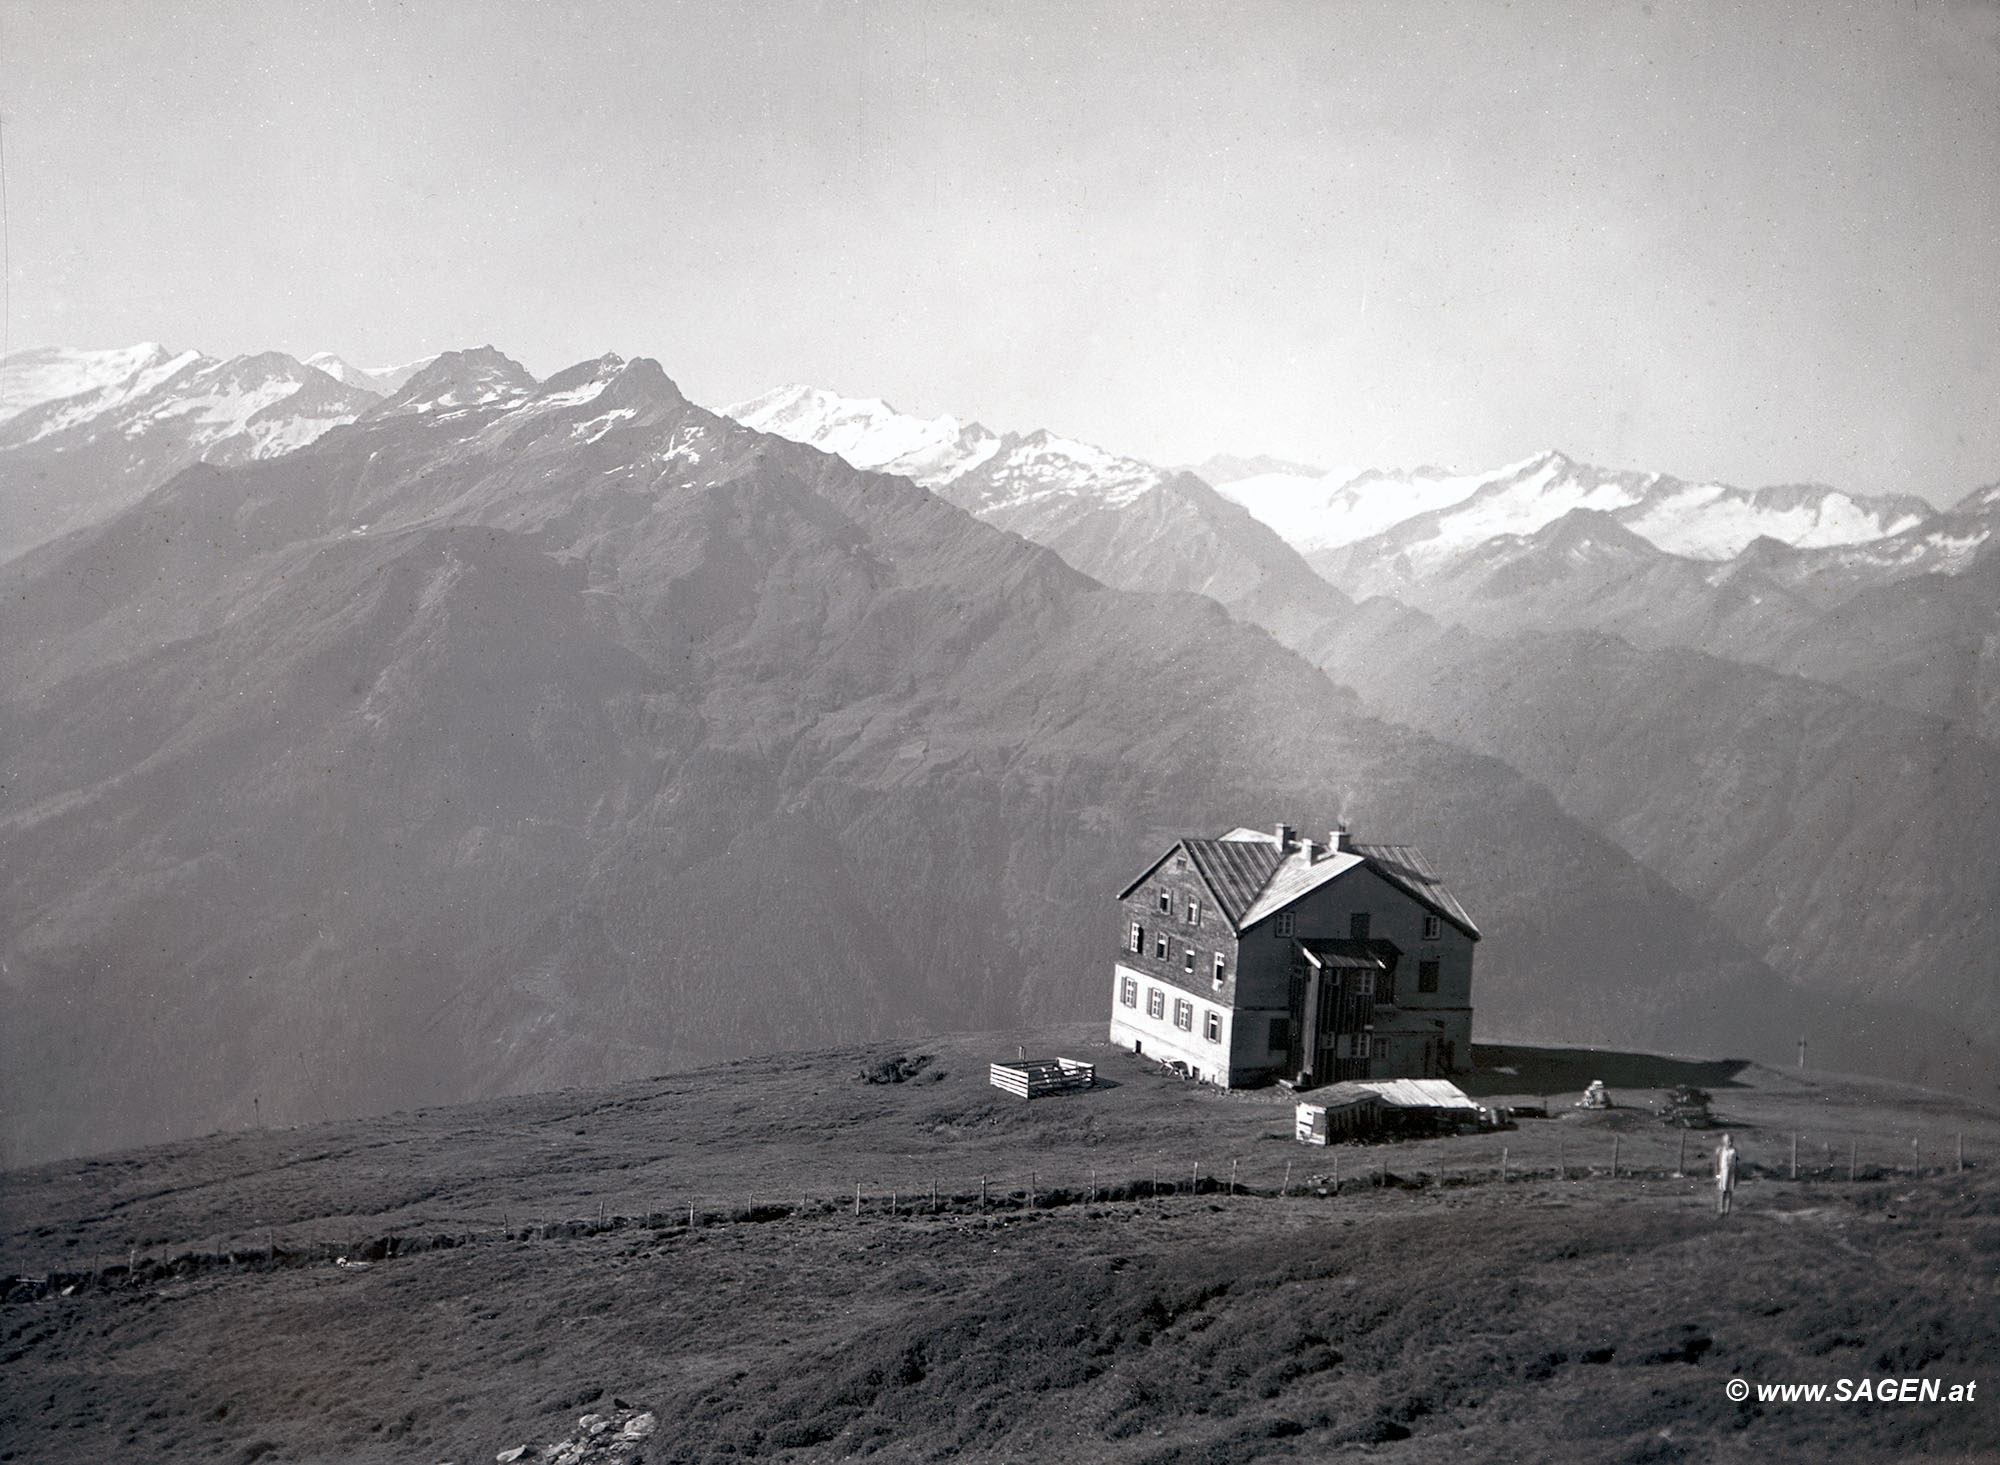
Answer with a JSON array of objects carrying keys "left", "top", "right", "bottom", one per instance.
[
  {"left": 1121, "top": 829, "right": 1480, "bottom": 941},
  {"left": 1182, "top": 838, "right": 1287, "bottom": 925},
  {"left": 1238, "top": 848, "right": 1366, "bottom": 929},
  {"left": 1349, "top": 843, "right": 1480, "bottom": 938}
]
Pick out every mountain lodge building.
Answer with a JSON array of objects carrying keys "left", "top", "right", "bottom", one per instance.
[{"left": 1109, "top": 824, "right": 1478, "bottom": 1088}]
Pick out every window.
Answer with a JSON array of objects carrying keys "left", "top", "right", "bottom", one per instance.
[
  {"left": 1173, "top": 998, "right": 1194, "bottom": 1031},
  {"left": 1120, "top": 975, "right": 1138, "bottom": 1008},
  {"left": 1183, "top": 947, "right": 1197, "bottom": 976},
  {"left": 1422, "top": 913, "right": 1442, "bottom": 941},
  {"left": 1129, "top": 922, "right": 1144, "bottom": 955},
  {"left": 1187, "top": 897, "right": 1200, "bottom": 925},
  {"left": 1370, "top": 1036, "right": 1390, "bottom": 1061},
  {"left": 1175, "top": 854, "right": 1187, "bottom": 871},
  {"left": 1146, "top": 987, "right": 1166, "bottom": 1019},
  {"left": 1268, "top": 1016, "right": 1290, "bottom": 1052},
  {"left": 1212, "top": 952, "right": 1227, "bottom": 987},
  {"left": 1355, "top": 971, "right": 1375, "bottom": 998},
  {"left": 1349, "top": 912, "right": 1371, "bottom": 941},
  {"left": 1274, "top": 912, "right": 1296, "bottom": 938},
  {"left": 1205, "top": 1011, "right": 1222, "bottom": 1043},
  {"left": 1158, "top": 889, "right": 1171, "bottom": 914},
  {"left": 1418, "top": 959, "right": 1440, "bottom": 994},
  {"left": 1155, "top": 932, "right": 1170, "bottom": 961}
]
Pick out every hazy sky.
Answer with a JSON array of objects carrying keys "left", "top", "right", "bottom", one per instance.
[{"left": 3, "top": 0, "right": 1996, "bottom": 502}]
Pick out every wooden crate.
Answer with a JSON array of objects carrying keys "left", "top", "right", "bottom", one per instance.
[{"left": 989, "top": 1058, "right": 1096, "bottom": 1099}]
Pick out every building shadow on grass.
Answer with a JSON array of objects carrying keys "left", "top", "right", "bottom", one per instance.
[{"left": 1462, "top": 1043, "right": 1751, "bottom": 1098}]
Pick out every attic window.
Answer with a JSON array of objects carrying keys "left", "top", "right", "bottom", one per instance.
[
  {"left": 1187, "top": 897, "right": 1200, "bottom": 925},
  {"left": 1212, "top": 952, "right": 1227, "bottom": 987},
  {"left": 1423, "top": 914, "right": 1443, "bottom": 941},
  {"left": 1158, "top": 890, "right": 1172, "bottom": 914},
  {"left": 1175, "top": 855, "right": 1187, "bottom": 871},
  {"left": 1155, "top": 932, "right": 1170, "bottom": 961},
  {"left": 1183, "top": 947, "right": 1197, "bottom": 976},
  {"left": 1274, "top": 912, "right": 1296, "bottom": 938},
  {"left": 1129, "top": 922, "right": 1145, "bottom": 955}
]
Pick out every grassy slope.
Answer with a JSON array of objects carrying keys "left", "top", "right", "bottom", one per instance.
[{"left": 3, "top": 1029, "right": 1997, "bottom": 1464}]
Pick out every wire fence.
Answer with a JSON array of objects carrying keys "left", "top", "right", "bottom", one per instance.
[{"left": 3, "top": 1129, "right": 1978, "bottom": 1304}]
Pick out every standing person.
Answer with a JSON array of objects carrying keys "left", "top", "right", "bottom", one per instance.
[{"left": 1716, "top": 1132, "right": 1739, "bottom": 1216}]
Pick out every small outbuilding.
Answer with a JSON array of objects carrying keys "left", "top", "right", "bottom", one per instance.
[{"left": 1295, "top": 1076, "right": 1487, "bottom": 1143}]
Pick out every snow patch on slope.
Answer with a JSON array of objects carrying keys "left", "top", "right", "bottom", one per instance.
[
  {"left": 0, "top": 343, "right": 194, "bottom": 423},
  {"left": 723, "top": 383, "right": 1165, "bottom": 510}
]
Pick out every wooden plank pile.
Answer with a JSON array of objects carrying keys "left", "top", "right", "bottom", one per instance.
[{"left": 988, "top": 1057, "right": 1096, "bottom": 1099}]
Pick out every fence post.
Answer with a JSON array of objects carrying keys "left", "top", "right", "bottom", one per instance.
[
  {"left": 1677, "top": 1131, "right": 1687, "bottom": 1178},
  {"left": 981, "top": 1175, "right": 988, "bottom": 1211},
  {"left": 1332, "top": 1152, "right": 1339, "bottom": 1193},
  {"left": 1848, "top": 1137, "right": 1856, "bottom": 1183},
  {"left": 1559, "top": 1140, "right": 1566, "bottom": 1182},
  {"left": 931, "top": 1179, "right": 938, "bottom": 1213},
  {"left": 855, "top": 1182, "right": 862, "bottom": 1218},
  {"left": 1791, "top": 1133, "right": 1798, "bottom": 1181},
  {"left": 1958, "top": 1133, "right": 1965, "bottom": 1174},
  {"left": 1911, "top": 1136, "right": 1922, "bottom": 1173},
  {"left": 1192, "top": 1160, "right": 1199, "bottom": 1196},
  {"left": 1030, "top": 1171, "right": 1037, "bottom": 1208},
  {"left": 1281, "top": 1159, "right": 1291, "bottom": 1198}
]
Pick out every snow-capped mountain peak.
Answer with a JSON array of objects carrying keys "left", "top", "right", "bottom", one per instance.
[
  {"left": 373, "top": 347, "right": 538, "bottom": 417},
  {"left": 722, "top": 382, "right": 1168, "bottom": 512},
  {"left": 305, "top": 351, "right": 439, "bottom": 396},
  {"left": 1224, "top": 446, "right": 1941, "bottom": 571}
]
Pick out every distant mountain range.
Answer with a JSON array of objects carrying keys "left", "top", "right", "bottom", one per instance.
[
  {"left": 0, "top": 344, "right": 439, "bottom": 561},
  {"left": 731, "top": 381, "right": 2000, "bottom": 1100},
  {"left": 1, "top": 348, "right": 1859, "bottom": 1164},
  {"left": 1, "top": 348, "right": 1991, "bottom": 1162}
]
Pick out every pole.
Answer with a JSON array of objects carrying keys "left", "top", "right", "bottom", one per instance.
[
  {"left": 1192, "top": 1160, "right": 1199, "bottom": 1196},
  {"left": 931, "top": 1179, "right": 938, "bottom": 1213},
  {"left": 1957, "top": 1133, "right": 1964, "bottom": 1174},
  {"left": 1281, "top": 1159, "right": 1291, "bottom": 1198},
  {"left": 1559, "top": 1140, "right": 1566, "bottom": 1182},
  {"left": 1332, "top": 1152, "right": 1339, "bottom": 1193},
  {"left": 1230, "top": 1159, "right": 1238, "bottom": 1197},
  {"left": 981, "top": 1175, "right": 988, "bottom": 1211},
  {"left": 1031, "top": 1171, "right": 1037, "bottom": 1208},
  {"left": 855, "top": 1182, "right": 862, "bottom": 1218},
  {"left": 1798, "top": 1035, "right": 1807, "bottom": 1069},
  {"left": 1791, "top": 1133, "right": 1798, "bottom": 1181},
  {"left": 1848, "top": 1136, "right": 1856, "bottom": 1183},
  {"left": 1677, "top": 1131, "right": 1687, "bottom": 1178}
]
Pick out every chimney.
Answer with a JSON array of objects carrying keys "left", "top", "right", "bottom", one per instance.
[
  {"left": 1331, "top": 824, "right": 1353, "bottom": 854},
  {"left": 1274, "top": 822, "right": 1296, "bottom": 850},
  {"left": 1299, "top": 836, "right": 1318, "bottom": 863}
]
